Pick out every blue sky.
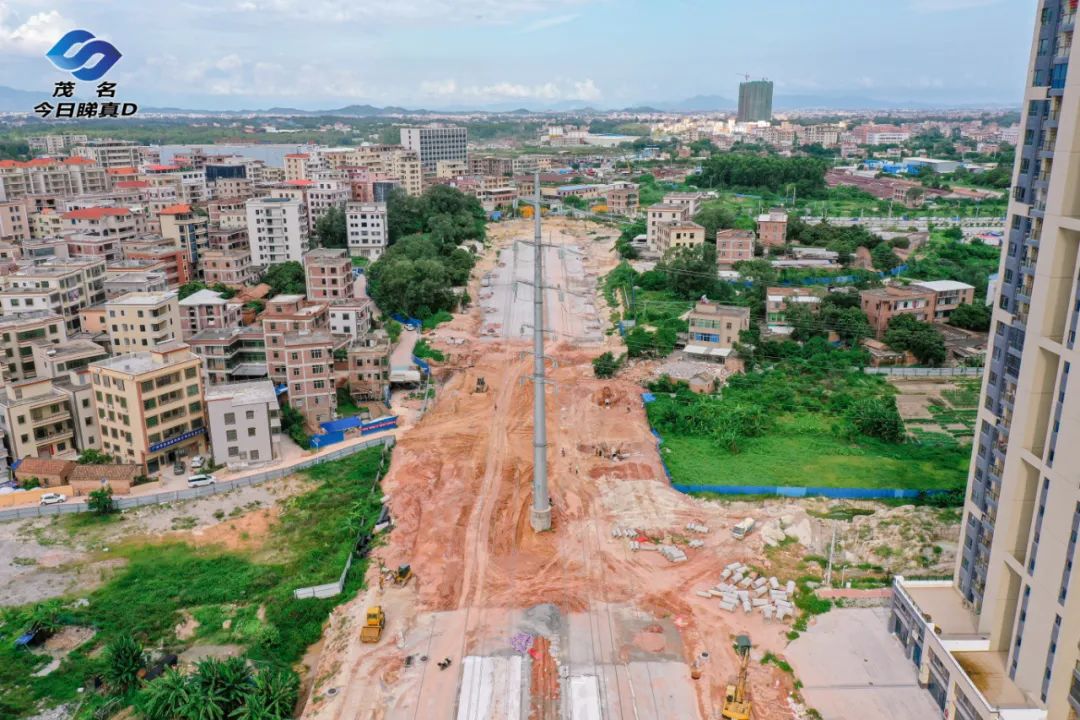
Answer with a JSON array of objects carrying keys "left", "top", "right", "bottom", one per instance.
[{"left": 0, "top": 0, "right": 1037, "bottom": 109}]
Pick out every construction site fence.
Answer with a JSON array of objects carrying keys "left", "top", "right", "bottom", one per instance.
[
  {"left": 0, "top": 436, "right": 396, "bottom": 523},
  {"left": 293, "top": 443, "right": 392, "bottom": 600},
  {"left": 864, "top": 366, "right": 984, "bottom": 377},
  {"left": 669, "top": 484, "right": 948, "bottom": 499}
]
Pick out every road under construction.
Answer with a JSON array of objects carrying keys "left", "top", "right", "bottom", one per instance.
[{"left": 301, "top": 216, "right": 797, "bottom": 720}]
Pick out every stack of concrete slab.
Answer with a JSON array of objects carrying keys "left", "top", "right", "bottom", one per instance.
[
  {"left": 693, "top": 562, "right": 799, "bottom": 622},
  {"left": 659, "top": 545, "right": 687, "bottom": 563},
  {"left": 611, "top": 526, "right": 639, "bottom": 538},
  {"left": 685, "top": 522, "right": 710, "bottom": 534}
]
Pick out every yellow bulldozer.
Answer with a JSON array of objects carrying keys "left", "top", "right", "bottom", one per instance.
[
  {"left": 360, "top": 606, "right": 385, "bottom": 643},
  {"left": 721, "top": 635, "right": 753, "bottom": 720}
]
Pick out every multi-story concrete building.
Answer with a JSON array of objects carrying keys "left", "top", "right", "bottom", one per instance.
[
  {"left": 685, "top": 299, "right": 750, "bottom": 363},
  {"left": 0, "top": 257, "right": 107, "bottom": 332},
  {"left": 0, "top": 312, "right": 67, "bottom": 382},
  {"left": 737, "top": 79, "right": 774, "bottom": 123},
  {"left": 646, "top": 203, "right": 690, "bottom": 253},
  {"left": 71, "top": 140, "right": 143, "bottom": 169},
  {"left": 61, "top": 206, "right": 144, "bottom": 244},
  {"left": 65, "top": 232, "right": 122, "bottom": 263},
  {"left": 205, "top": 380, "right": 281, "bottom": 468},
  {"left": 606, "top": 185, "right": 640, "bottom": 216},
  {"left": 158, "top": 204, "right": 209, "bottom": 265},
  {"left": 662, "top": 192, "right": 708, "bottom": 217},
  {"left": 207, "top": 198, "right": 248, "bottom": 230},
  {"left": 104, "top": 291, "right": 181, "bottom": 353},
  {"left": 716, "top": 229, "right": 756, "bottom": 269},
  {"left": 0, "top": 377, "right": 79, "bottom": 459},
  {"left": 656, "top": 220, "right": 706, "bottom": 256},
  {"left": 201, "top": 249, "right": 256, "bottom": 287},
  {"left": 304, "top": 248, "right": 354, "bottom": 303},
  {"left": 345, "top": 331, "right": 390, "bottom": 402},
  {"left": 328, "top": 300, "right": 374, "bottom": 339},
  {"left": 345, "top": 202, "right": 388, "bottom": 259},
  {"left": 304, "top": 176, "right": 350, "bottom": 234},
  {"left": 188, "top": 326, "right": 267, "bottom": 386},
  {"left": 283, "top": 330, "right": 336, "bottom": 429},
  {"left": 103, "top": 269, "right": 169, "bottom": 299},
  {"left": 860, "top": 285, "right": 937, "bottom": 338},
  {"left": 261, "top": 295, "right": 328, "bottom": 384},
  {"left": 246, "top": 196, "right": 309, "bottom": 267},
  {"left": 892, "top": 7, "right": 1080, "bottom": 719},
  {"left": 179, "top": 289, "right": 241, "bottom": 340},
  {"left": 765, "top": 287, "right": 821, "bottom": 335},
  {"left": 913, "top": 280, "right": 978, "bottom": 323},
  {"left": 122, "top": 240, "right": 192, "bottom": 288},
  {"left": 0, "top": 157, "right": 108, "bottom": 201},
  {"left": 0, "top": 200, "right": 29, "bottom": 243},
  {"left": 32, "top": 338, "right": 108, "bottom": 380},
  {"left": 89, "top": 343, "right": 207, "bottom": 473},
  {"left": 757, "top": 209, "right": 789, "bottom": 247},
  {"left": 401, "top": 126, "right": 468, "bottom": 173},
  {"left": 27, "top": 134, "right": 88, "bottom": 154}
]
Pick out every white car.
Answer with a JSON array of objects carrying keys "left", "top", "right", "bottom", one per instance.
[
  {"left": 186, "top": 474, "right": 216, "bottom": 488},
  {"left": 190, "top": 455, "right": 206, "bottom": 470},
  {"left": 39, "top": 492, "right": 66, "bottom": 505}
]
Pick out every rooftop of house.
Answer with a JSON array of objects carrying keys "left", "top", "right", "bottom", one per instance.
[
  {"left": 15, "top": 457, "right": 75, "bottom": 477},
  {"left": 106, "top": 291, "right": 178, "bottom": 306},
  {"left": 860, "top": 285, "right": 936, "bottom": 300},
  {"left": 179, "top": 289, "right": 228, "bottom": 306},
  {"left": 205, "top": 379, "right": 278, "bottom": 406},
  {"left": 92, "top": 346, "right": 196, "bottom": 375},
  {"left": 283, "top": 330, "right": 334, "bottom": 346},
  {"left": 690, "top": 299, "right": 752, "bottom": 318},
  {"left": 912, "top": 279, "right": 976, "bottom": 293}
]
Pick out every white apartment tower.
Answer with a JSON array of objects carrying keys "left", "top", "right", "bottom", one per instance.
[
  {"left": 245, "top": 196, "right": 309, "bottom": 268},
  {"left": 400, "top": 126, "right": 468, "bottom": 173}
]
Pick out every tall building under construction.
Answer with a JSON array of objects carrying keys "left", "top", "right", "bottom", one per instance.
[
  {"left": 736, "top": 79, "right": 773, "bottom": 122},
  {"left": 891, "top": 2, "right": 1080, "bottom": 719}
]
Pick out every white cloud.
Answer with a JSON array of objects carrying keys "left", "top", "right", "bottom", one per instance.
[
  {"left": 143, "top": 53, "right": 372, "bottom": 99},
  {"left": 418, "top": 77, "right": 601, "bottom": 102},
  {"left": 0, "top": 2, "right": 68, "bottom": 55},
  {"left": 520, "top": 13, "right": 578, "bottom": 33}
]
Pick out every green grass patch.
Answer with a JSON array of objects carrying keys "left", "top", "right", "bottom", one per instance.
[
  {"left": 762, "top": 651, "right": 794, "bottom": 674},
  {"left": 413, "top": 339, "right": 445, "bottom": 362},
  {"left": 0, "top": 447, "right": 387, "bottom": 719},
  {"left": 664, "top": 415, "right": 969, "bottom": 490},
  {"left": 335, "top": 388, "right": 368, "bottom": 418},
  {"left": 350, "top": 256, "right": 369, "bottom": 268},
  {"left": 421, "top": 310, "right": 453, "bottom": 330}
]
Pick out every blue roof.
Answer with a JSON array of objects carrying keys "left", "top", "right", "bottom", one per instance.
[
  {"left": 320, "top": 416, "right": 363, "bottom": 433},
  {"left": 557, "top": 184, "right": 597, "bottom": 192}
]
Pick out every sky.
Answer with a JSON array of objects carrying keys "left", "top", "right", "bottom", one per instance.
[{"left": 0, "top": 0, "right": 1038, "bottom": 111}]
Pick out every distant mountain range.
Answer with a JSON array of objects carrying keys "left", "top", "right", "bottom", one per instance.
[{"left": 0, "top": 84, "right": 1016, "bottom": 117}]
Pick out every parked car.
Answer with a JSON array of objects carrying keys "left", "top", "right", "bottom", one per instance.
[
  {"left": 186, "top": 474, "right": 216, "bottom": 488},
  {"left": 173, "top": 461, "right": 185, "bottom": 476},
  {"left": 190, "top": 455, "right": 205, "bottom": 470},
  {"left": 39, "top": 493, "right": 66, "bottom": 506}
]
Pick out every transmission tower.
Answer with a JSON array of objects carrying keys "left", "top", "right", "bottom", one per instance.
[{"left": 529, "top": 171, "right": 552, "bottom": 533}]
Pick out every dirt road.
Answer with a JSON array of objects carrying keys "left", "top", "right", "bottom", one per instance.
[{"left": 301, "top": 219, "right": 795, "bottom": 720}]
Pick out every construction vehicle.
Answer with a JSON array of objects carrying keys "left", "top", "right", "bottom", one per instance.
[
  {"left": 722, "top": 635, "right": 752, "bottom": 720},
  {"left": 475, "top": 377, "right": 488, "bottom": 393},
  {"left": 731, "top": 517, "right": 756, "bottom": 540},
  {"left": 360, "top": 606, "right": 385, "bottom": 643},
  {"left": 379, "top": 561, "right": 414, "bottom": 588}
]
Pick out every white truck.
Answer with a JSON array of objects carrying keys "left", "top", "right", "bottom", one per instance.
[{"left": 731, "top": 517, "right": 755, "bottom": 540}]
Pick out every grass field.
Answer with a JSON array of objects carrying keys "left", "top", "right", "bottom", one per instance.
[
  {"left": 660, "top": 415, "right": 969, "bottom": 491},
  {"left": 0, "top": 448, "right": 386, "bottom": 719}
]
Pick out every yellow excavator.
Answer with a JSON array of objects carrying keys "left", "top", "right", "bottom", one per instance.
[
  {"left": 360, "top": 606, "right": 385, "bottom": 643},
  {"left": 722, "top": 635, "right": 753, "bottom": 720}
]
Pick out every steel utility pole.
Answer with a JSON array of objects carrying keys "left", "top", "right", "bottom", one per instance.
[{"left": 530, "top": 171, "right": 552, "bottom": 533}]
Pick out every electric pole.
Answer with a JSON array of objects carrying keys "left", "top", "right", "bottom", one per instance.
[{"left": 530, "top": 171, "right": 552, "bottom": 533}]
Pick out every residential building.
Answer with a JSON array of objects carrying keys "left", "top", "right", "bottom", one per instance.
[
  {"left": 400, "top": 126, "right": 468, "bottom": 173},
  {"left": 0, "top": 158, "right": 108, "bottom": 201},
  {"left": 65, "top": 232, "right": 122, "bottom": 263},
  {"left": 655, "top": 220, "right": 706, "bottom": 255},
  {"left": 606, "top": 185, "right": 640, "bottom": 216},
  {"left": 27, "top": 134, "right": 88, "bottom": 154},
  {"left": 345, "top": 202, "right": 388, "bottom": 259},
  {"left": 685, "top": 299, "right": 750, "bottom": 363},
  {"left": 912, "top": 280, "right": 977, "bottom": 323},
  {"left": 89, "top": 344, "right": 207, "bottom": 474},
  {"left": 262, "top": 295, "right": 329, "bottom": 384},
  {"left": 328, "top": 300, "right": 374, "bottom": 339},
  {"left": 122, "top": 241, "right": 193, "bottom": 288},
  {"left": 757, "top": 209, "right": 789, "bottom": 248},
  {"left": 71, "top": 140, "right": 142, "bottom": 169},
  {"left": 646, "top": 203, "right": 690, "bottom": 253},
  {"left": 246, "top": 196, "right": 309, "bottom": 267},
  {"left": 205, "top": 381, "right": 281, "bottom": 468},
  {"left": 860, "top": 285, "right": 937, "bottom": 338},
  {"left": 0, "top": 312, "right": 67, "bottom": 382},
  {"left": 716, "top": 229, "right": 756, "bottom": 269},
  {"left": 0, "top": 377, "right": 79, "bottom": 459},
  {"left": 663, "top": 192, "right": 710, "bottom": 217},
  {"left": 201, "top": 249, "right": 256, "bottom": 287},
  {"left": 765, "top": 287, "right": 821, "bottom": 335},
  {"left": 104, "top": 291, "right": 181, "bottom": 353},
  {"left": 32, "top": 338, "right": 108, "bottom": 380},
  {"left": 207, "top": 198, "right": 248, "bottom": 229},
  {"left": 61, "top": 206, "right": 144, "bottom": 243},
  {"left": 0, "top": 200, "right": 29, "bottom": 243},
  {"left": 346, "top": 331, "right": 390, "bottom": 402},
  {"left": 304, "top": 176, "right": 351, "bottom": 233},
  {"left": 0, "top": 257, "right": 107, "bottom": 332},
  {"left": 304, "top": 248, "right": 354, "bottom": 303},
  {"left": 207, "top": 227, "right": 249, "bottom": 252},
  {"left": 436, "top": 160, "right": 469, "bottom": 178},
  {"left": 283, "top": 330, "right": 336, "bottom": 429},
  {"left": 179, "top": 289, "right": 241, "bottom": 340},
  {"left": 188, "top": 326, "right": 267, "bottom": 385},
  {"left": 892, "top": 9, "right": 1080, "bottom": 720},
  {"left": 737, "top": 79, "right": 774, "bottom": 123},
  {"left": 158, "top": 204, "right": 209, "bottom": 265}
]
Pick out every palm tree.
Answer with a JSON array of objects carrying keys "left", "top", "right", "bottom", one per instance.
[
  {"left": 234, "top": 668, "right": 298, "bottom": 720},
  {"left": 142, "top": 667, "right": 191, "bottom": 720},
  {"left": 103, "top": 635, "right": 145, "bottom": 695},
  {"left": 186, "top": 657, "right": 252, "bottom": 720}
]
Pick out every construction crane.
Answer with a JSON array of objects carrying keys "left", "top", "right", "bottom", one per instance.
[
  {"left": 736, "top": 73, "right": 751, "bottom": 82},
  {"left": 721, "top": 635, "right": 753, "bottom": 720}
]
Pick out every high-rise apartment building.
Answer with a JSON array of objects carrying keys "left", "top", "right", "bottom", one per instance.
[
  {"left": 737, "top": 79, "right": 774, "bottom": 123},
  {"left": 246, "top": 196, "right": 309, "bottom": 267},
  {"left": 892, "top": 5, "right": 1080, "bottom": 719},
  {"left": 400, "top": 126, "right": 468, "bottom": 173}
]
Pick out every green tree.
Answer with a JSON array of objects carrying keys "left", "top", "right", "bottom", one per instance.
[
  {"left": 871, "top": 243, "right": 901, "bottom": 272},
  {"left": 261, "top": 262, "right": 306, "bottom": 296},
  {"left": 689, "top": 153, "right": 829, "bottom": 198},
  {"left": 845, "top": 397, "right": 905, "bottom": 443},
  {"left": 187, "top": 657, "right": 252, "bottom": 720},
  {"left": 178, "top": 282, "right": 208, "bottom": 300},
  {"left": 235, "top": 668, "right": 299, "bottom": 720},
  {"left": 143, "top": 668, "right": 191, "bottom": 720},
  {"left": 658, "top": 244, "right": 723, "bottom": 300},
  {"left": 562, "top": 195, "right": 586, "bottom": 210},
  {"left": 822, "top": 305, "right": 874, "bottom": 346},
  {"left": 88, "top": 486, "right": 116, "bottom": 515},
  {"left": 692, "top": 205, "right": 736, "bottom": 240},
  {"left": 884, "top": 314, "right": 947, "bottom": 366},
  {"left": 104, "top": 635, "right": 145, "bottom": 695},
  {"left": 77, "top": 449, "right": 116, "bottom": 464},
  {"left": 616, "top": 218, "right": 646, "bottom": 259},
  {"left": 313, "top": 206, "right": 347, "bottom": 249},
  {"left": 948, "top": 302, "right": 992, "bottom": 332},
  {"left": 592, "top": 352, "right": 619, "bottom": 378}
]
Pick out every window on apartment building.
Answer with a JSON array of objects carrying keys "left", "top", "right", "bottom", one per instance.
[
  {"left": 226, "top": 430, "right": 237, "bottom": 442},
  {"left": 228, "top": 446, "right": 239, "bottom": 457},
  {"left": 224, "top": 412, "right": 235, "bottom": 424},
  {"left": 245, "top": 410, "right": 255, "bottom": 420}
]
